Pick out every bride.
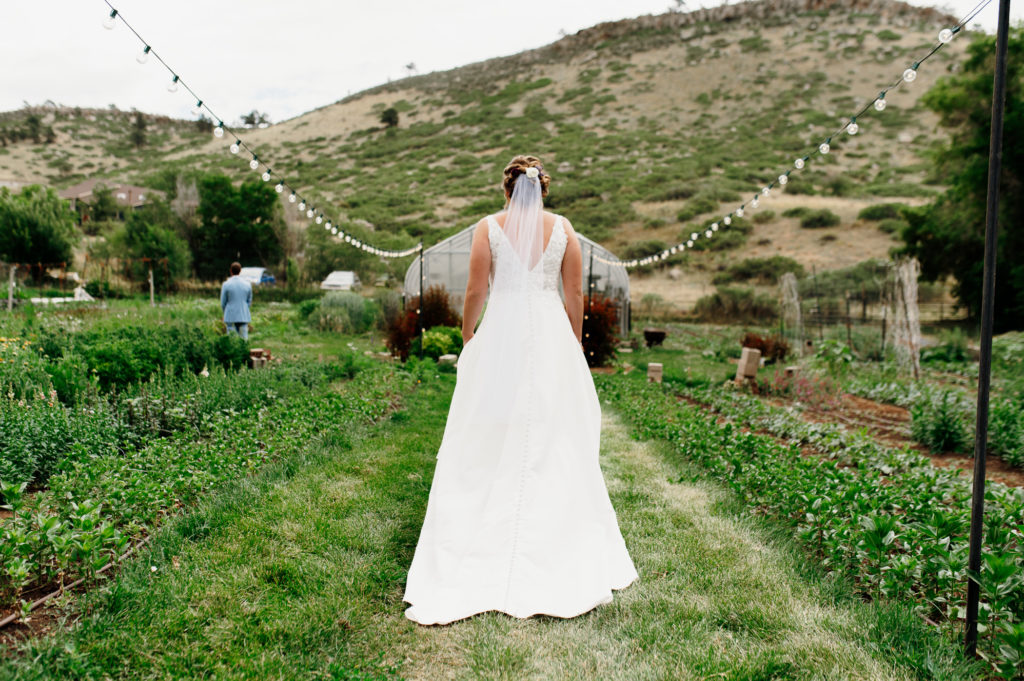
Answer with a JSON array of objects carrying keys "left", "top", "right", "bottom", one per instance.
[{"left": 403, "top": 155, "right": 638, "bottom": 625}]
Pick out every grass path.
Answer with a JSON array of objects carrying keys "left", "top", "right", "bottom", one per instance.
[{"left": 2, "top": 373, "right": 950, "bottom": 680}]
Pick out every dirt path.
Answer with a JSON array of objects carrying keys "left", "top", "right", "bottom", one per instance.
[{"left": 399, "top": 411, "right": 915, "bottom": 681}]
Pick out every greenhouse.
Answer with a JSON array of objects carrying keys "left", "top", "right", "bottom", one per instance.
[{"left": 403, "top": 224, "right": 631, "bottom": 334}]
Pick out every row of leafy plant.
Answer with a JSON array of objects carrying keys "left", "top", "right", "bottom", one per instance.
[
  {"left": 0, "top": 360, "right": 412, "bottom": 614},
  {"left": 597, "top": 375, "right": 1024, "bottom": 679}
]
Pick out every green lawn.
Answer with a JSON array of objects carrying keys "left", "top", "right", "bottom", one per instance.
[{"left": 0, "top": 367, "right": 973, "bottom": 680}]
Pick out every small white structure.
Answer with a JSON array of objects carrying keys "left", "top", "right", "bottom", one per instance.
[
  {"left": 321, "top": 271, "right": 361, "bottom": 291},
  {"left": 239, "top": 267, "right": 268, "bottom": 286}
]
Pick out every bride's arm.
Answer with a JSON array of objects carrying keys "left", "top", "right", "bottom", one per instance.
[
  {"left": 462, "top": 220, "right": 491, "bottom": 342},
  {"left": 561, "top": 220, "right": 584, "bottom": 343}
]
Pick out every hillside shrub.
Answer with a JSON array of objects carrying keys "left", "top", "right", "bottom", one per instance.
[
  {"left": 693, "top": 287, "right": 778, "bottom": 323},
  {"left": 713, "top": 256, "right": 806, "bottom": 285},
  {"left": 752, "top": 210, "right": 776, "bottom": 224},
  {"left": 800, "top": 209, "right": 841, "bottom": 229},
  {"left": 858, "top": 203, "right": 907, "bottom": 221}
]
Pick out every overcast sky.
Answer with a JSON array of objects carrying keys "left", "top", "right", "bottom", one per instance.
[{"left": 1, "top": 0, "right": 1017, "bottom": 124}]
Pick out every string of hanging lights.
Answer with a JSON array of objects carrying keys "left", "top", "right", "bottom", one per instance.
[
  {"left": 100, "top": 1, "right": 422, "bottom": 259},
  {"left": 590, "top": 0, "right": 993, "bottom": 269}
]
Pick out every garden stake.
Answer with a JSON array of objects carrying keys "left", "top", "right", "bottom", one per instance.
[{"left": 965, "top": 0, "right": 1011, "bottom": 658}]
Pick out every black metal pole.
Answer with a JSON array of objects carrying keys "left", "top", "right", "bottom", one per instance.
[
  {"left": 965, "top": 0, "right": 1011, "bottom": 657},
  {"left": 417, "top": 243, "right": 424, "bottom": 359}
]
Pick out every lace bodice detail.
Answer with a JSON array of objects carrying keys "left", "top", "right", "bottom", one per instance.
[{"left": 486, "top": 215, "right": 567, "bottom": 293}]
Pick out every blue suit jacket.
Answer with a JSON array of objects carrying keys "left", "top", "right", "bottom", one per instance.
[{"left": 220, "top": 275, "right": 252, "bottom": 323}]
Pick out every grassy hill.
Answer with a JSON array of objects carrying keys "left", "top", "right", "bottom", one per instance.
[{"left": 0, "top": 0, "right": 966, "bottom": 309}]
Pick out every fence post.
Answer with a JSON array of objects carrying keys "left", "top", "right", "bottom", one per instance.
[
  {"left": 148, "top": 268, "right": 154, "bottom": 307},
  {"left": 845, "top": 293, "right": 853, "bottom": 352},
  {"left": 7, "top": 265, "right": 14, "bottom": 312},
  {"left": 965, "top": 0, "right": 1011, "bottom": 657}
]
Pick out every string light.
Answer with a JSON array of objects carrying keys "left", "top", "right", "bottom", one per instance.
[
  {"left": 874, "top": 94, "right": 887, "bottom": 112},
  {"left": 99, "top": 1, "right": 424, "bottom": 261},
  {"left": 847, "top": 117, "right": 859, "bottom": 135}
]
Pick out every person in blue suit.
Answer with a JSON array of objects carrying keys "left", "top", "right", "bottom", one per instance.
[{"left": 220, "top": 261, "right": 252, "bottom": 340}]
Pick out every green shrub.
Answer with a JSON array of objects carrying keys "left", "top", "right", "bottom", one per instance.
[
  {"left": 752, "top": 210, "right": 776, "bottom": 224},
  {"left": 877, "top": 218, "right": 908, "bottom": 235},
  {"left": 712, "top": 256, "right": 806, "bottom": 285},
  {"left": 921, "top": 328, "right": 969, "bottom": 364},
  {"left": 799, "top": 209, "right": 841, "bottom": 229},
  {"left": 989, "top": 401, "right": 1024, "bottom": 467},
  {"left": 313, "top": 291, "right": 379, "bottom": 333},
  {"left": 858, "top": 203, "right": 907, "bottom": 221},
  {"left": 212, "top": 333, "right": 250, "bottom": 371},
  {"left": 420, "top": 326, "right": 463, "bottom": 360},
  {"left": 911, "top": 392, "right": 971, "bottom": 453},
  {"left": 296, "top": 298, "right": 319, "bottom": 321},
  {"left": 693, "top": 287, "right": 778, "bottom": 323},
  {"left": 84, "top": 280, "right": 126, "bottom": 299},
  {"left": 782, "top": 207, "right": 811, "bottom": 218}
]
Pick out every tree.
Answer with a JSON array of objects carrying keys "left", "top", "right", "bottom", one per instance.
[
  {"left": 23, "top": 113, "right": 42, "bottom": 143},
  {"left": 0, "top": 185, "right": 79, "bottom": 265},
  {"left": 240, "top": 110, "right": 271, "bottom": 128},
  {"left": 107, "top": 200, "right": 191, "bottom": 291},
  {"left": 130, "top": 111, "right": 147, "bottom": 148},
  {"left": 193, "top": 174, "right": 284, "bottom": 279},
  {"left": 380, "top": 107, "right": 399, "bottom": 128},
  {"left": 87, "top": 184, "right": 120, "bottom": 222},
  {"left": 899, "top": 28, "right": 1023, "bottom": 330}
]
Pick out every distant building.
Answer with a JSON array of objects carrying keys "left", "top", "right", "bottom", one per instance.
[{"left": 58, "top": 179, "right": 165, "bottom": 222}]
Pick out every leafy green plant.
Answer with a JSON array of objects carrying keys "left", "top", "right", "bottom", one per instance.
[{"left": 910, "top": 391, "right": 971, "bottom": 453}]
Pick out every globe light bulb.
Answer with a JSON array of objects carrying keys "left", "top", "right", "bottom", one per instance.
[
  {"left": 847, "top": 121, "right": 859, "bottom": 135},
  {"left": 736, "top": 207, "right": 744, "bottom": 218},
  {"left": 275, "top": 183, "right": 284, "bottom": 193},
  {"left": 298, "top": 201, "right": 306, "bottom": 211},
  {"left": 167, "top": 76, "right": 179, "bottom": 93},
  {"left": 778, "top": 174, "right": 788, "bottom": 186},
  {"left": 686, "top": 240, "right": 694, "bottom": 248},
  {"left": 190, "top": 100, "right": 203, "bottom": 116},
  {"left": 794, "top": 158, "right": 805, "bottom": 170},
  {"left": 903, "top": 67, "right": 917, "bottom": 83},
  {"left": 711, "top": 222, "right": 719, "bottom": 231},
  {"left": 751, "top": 196, "right": 759, "bottom": 209},
  {"left": 213, "top": 124, "right": 224, "bottom": 138},
  {"left": 250, "top": 157, "right": 260, "bottom": 171},
  {"left": 762, "top": 187, "right": 771, "bottom": 196},
  {"left": 874, "top": 97, "right": 887, "bottom": 112},
  {"left": 230, "top": 141, "right": 240, "bottom": 154},
  {"left": 289, "top": 193, "right": 296, "bottom": 203},
  {"left": 705, "top": 229, "right": 713, "bottom": 238},
  {"left": 819, "top": 142, "right": 830, "bottom": 155},
  {"left": 306, "top": 209, "right": 314, "bottom": 218},
  {"left": 103, "top": 9, "right": 118, "bottom": 29},
  {"left": 938, "top": 28, "right": 954, "bottom": 44},
  {"left": 316, "top": 215, "right": 323, "bottom": 224},
  {"left": 691, "top": 232, "right": 698, "bottom": 241},
  {"left": 332, "top": 228, "right": 338, "bottom": 235},
  {"left": 261, "top": 170, "right": 271, "bottom": 182},
  {"left": 326, "top": 221, "right": 332, "bottom": 230},
  {"left": 136, "top": 46, "right": 151, "bottom": 65},
  {"left": 724, "top": 215, "right": 732, "bottom": 225},
  {"left": 345, "top": 235, "right": 351, "bottom": 242}
]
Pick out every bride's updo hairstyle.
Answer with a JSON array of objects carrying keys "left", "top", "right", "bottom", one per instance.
[{"left": 503, "top": 155, "right": 551, "bottom": 198}]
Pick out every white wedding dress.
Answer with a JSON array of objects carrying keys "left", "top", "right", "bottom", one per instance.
[{"left": 403, "top": 212, "right": 638, "bottom": 626}]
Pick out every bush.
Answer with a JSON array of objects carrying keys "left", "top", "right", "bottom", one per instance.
[
  {"left": 989, "top": 400, "right": 1024, "bottom": 467},
  {"left": 922, "top": 328, "right": 969, "bottom": 364},
  {"left": 740, "top": 332, "right": 790, "bottom": 364},
  {"left": 799, "top": 209, "right": 841, "bottom": 229},
  {"left": 814, "top": 338, "right": 854, "bottom": 378},
  {"left": 752, "top": 210, "right": 776, "bottom": 224},
  {"left": 296, "top": 298, "right": 319, "bottom": 321},
  {"left": 84, "top": 280, "right": 126, "bottom": 299},
  {"left": 419, "top": 326, "right": 463, "bottom": 360},
  {"left": 372, "top": 289, "right": 402, "bottom": 330},
  {"left": 858, "top": 203, "right": 907, "bottom": 221},
  {"left": 583, "top": 294, "right": 619, "bottom": 367},
  {"left": 386, "top": 286, "right": 461, "bottom": 361},
  {"left": 877, "top": 218, "right": 908, "bottom": 235},
  {"left": 693, "top": 287, "right": 778, "bottom": 324},
  {"left": 713, "top": 256, "right": 806, "bottom": 285},
  {"left": 911, "top": 392, "right": 971, "bottom": 453},
  {"left": 313, "top": 291, "right": 378, "bottom": 333}
]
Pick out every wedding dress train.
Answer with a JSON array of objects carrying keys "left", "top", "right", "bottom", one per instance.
[{"left": 403, "top": 214, "right": 638, "bottom": 626}]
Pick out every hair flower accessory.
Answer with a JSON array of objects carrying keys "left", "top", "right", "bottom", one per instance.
[{"left": 525, "top": 167, "right": 540, "bottom": 179}]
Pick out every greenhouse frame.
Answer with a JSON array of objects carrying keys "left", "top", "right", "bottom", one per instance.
[{"left": 403, "top": 223, "right": 631, "bottom": 334}]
